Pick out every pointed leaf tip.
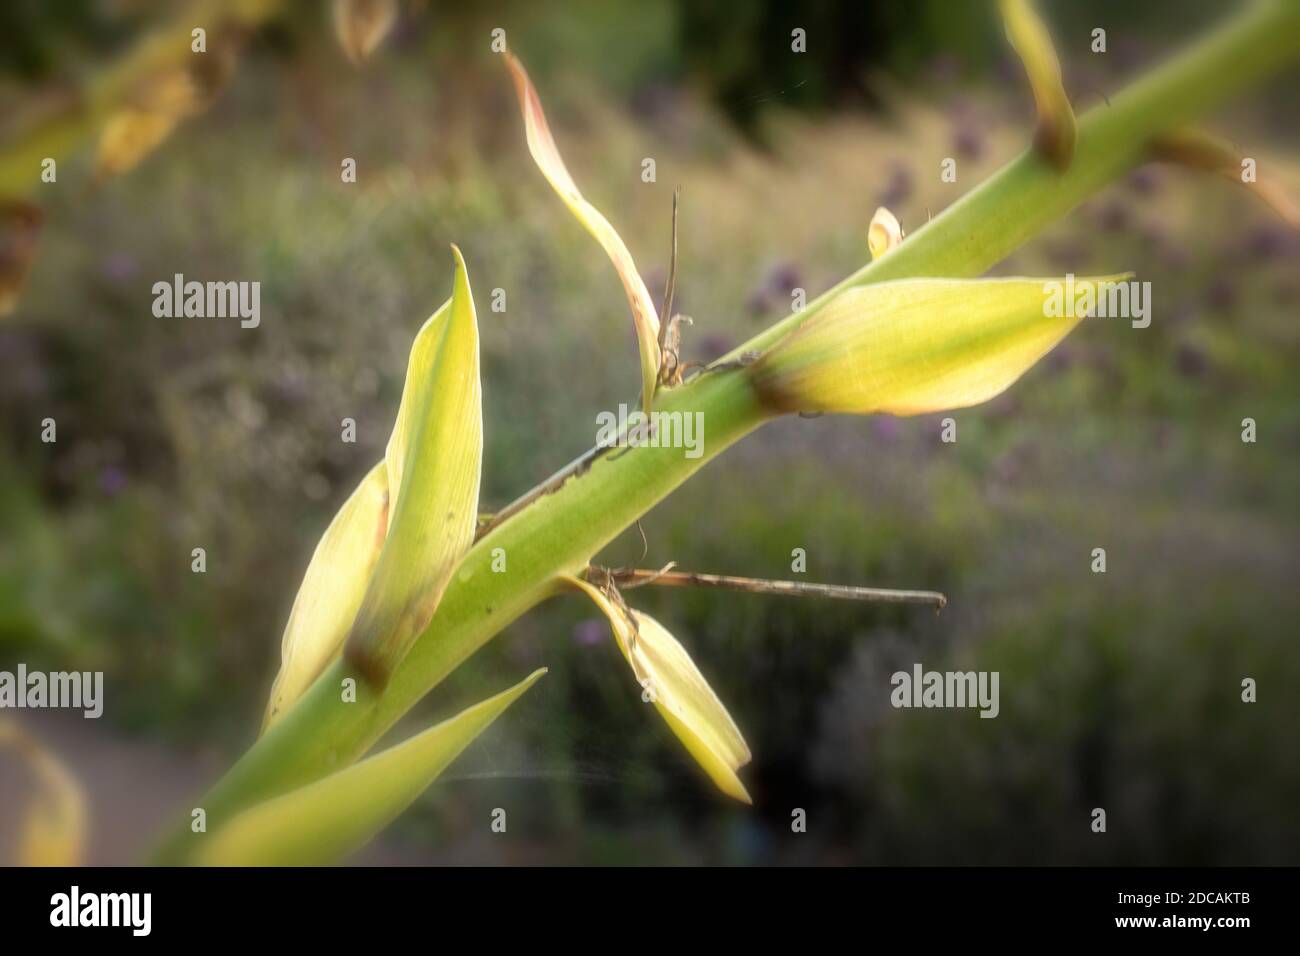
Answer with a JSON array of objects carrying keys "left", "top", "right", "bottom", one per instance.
[
  {"left": 333, "top": 0, "right": 399, "bottom": 65},
  {"left": 565, "top": 577, "right": 752, "bottom": 803},
  {"left": 504, "top": 52, "right": 661, "bottom": 411},
  {"left": 751, "top": 275, "right": 1129, "bottom": 417},
  {"left": 344, "top": 250, "right": 483, "bottom": 687},
  {"left": 202, "top": 669, "right": 546, "bottom": 866}
]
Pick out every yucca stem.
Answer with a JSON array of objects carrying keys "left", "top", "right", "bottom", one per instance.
[
  {"left": 153, "top": 0, "right": 1300, "bottom": 862},
  {"left": 723, "top": 0, "right": 1300, "bottom": 364}
]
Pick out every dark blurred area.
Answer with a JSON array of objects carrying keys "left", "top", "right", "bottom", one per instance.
[{"left": 1, "top": 0, "right": 1297, "bottom": 865}]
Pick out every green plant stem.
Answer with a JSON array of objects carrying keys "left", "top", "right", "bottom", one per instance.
[
  {"left": 153, "top": 0, "right": 1300, "bottom": 862},
  {"left": 724, "top": 0, "right": 1300, "bottom": 363},
  {"left": 154, "top": 371, "right": 767, "bottom": 862}
]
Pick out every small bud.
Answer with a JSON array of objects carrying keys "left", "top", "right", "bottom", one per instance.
[
  {"left": 751, "top": 276, "right": 1127, "bottom": 417},
  {"left": 867, "top": 207, "right": 904, "bottom": 261},
  {"left": 333, "top": 0, "right": 398, "bottom": 65}
]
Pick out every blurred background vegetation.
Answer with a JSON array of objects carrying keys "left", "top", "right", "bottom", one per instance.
[{"left": 1, "top": 0, "right": 1297, "bottom": 864}]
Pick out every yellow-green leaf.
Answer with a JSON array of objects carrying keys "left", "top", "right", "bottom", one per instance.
[
  {"left": 332, "top": 0, "right": 399, "bottom": 66},
  {"left": 505, "top": 52, "right": 662, "bottom": 413},
  {"left": 94, "top": 108, "right": 179, "bottom": 180},
  {"left": 93, "top": 39, "right": 240, "bottom": 182},
  {"left": 262, "top": 460, "right": 389, "bottom": 732},
  {"left": 751, "top": 276, "right": 1130, "bottom": 416},
  {"left": 1000, "top": 0, "right": 1076, "bottom": 170},
  {"left": 1151, "top": 127, "right": 1300, "bottom": 226},
  {"left": 200, "top": 669, "right": 546, "bottom": 866},
  {"left": 344, "top": 246, "right": 482, "bottom": 687},
  {"left": 0, "top": 721, "right": 86, "bottom": 867},
  {"left": 566, "top": 577, "right": 752, "bottom": 803},
  {"left": 867, "top": 206, "right": 904, "bottom": 261}
]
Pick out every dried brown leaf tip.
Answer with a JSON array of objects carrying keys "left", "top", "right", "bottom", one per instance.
[
  {"left": 657, "top": 314, "right": 693, "bottom": 387},
  {"left": 999, "top": 0, "right": 1076, "bottom": 171},
  {"left": 0, "top": 200, "right": 44, "bottom": 317},
  {"left": 94, "top": 29, "right": 243, "bottom": 182},
  {"left": 656, "top": 188, "right": 691, "bottom": 388},
  {"left": 1151, "top": 128, "right": 1300, "bottom": 227},
  {"left": 505, "top": 51, "right": 663, "bottom": 412},
  {"left": 333, "top": 0, "right": 400, "bottom": 66}
]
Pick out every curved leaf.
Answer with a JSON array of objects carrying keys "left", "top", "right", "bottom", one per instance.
[
  {"left": 263, "top": 460, "right": 389, "bottom": 731},
  {"left": 566, "top": 577, "right": 751, "bottom": 803},
  {"left": 505, "top": 52, "right": 661, "bottom": 412},
  {"left": 201, "top": 669, "right": 546, "bottom": 866},
  {"left": 1000, "top": 0, "right": 1076, "bottom": 170},
  {"left": 751, "top": 275, "right": 1130, "bottom": 416},
  {"left": 0, "top": 721, "right": 86, "bottom": 867},
  {"left": 344, "top": 246, "right": 483, "bottom": 687},
  {"left": 1151, "top": 127, "right": 1300, "bottom": 226}
]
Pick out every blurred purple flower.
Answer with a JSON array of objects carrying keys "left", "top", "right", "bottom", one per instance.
[
  {"left": 952, "top": 124, "right": 983, "bottom": 161},
  {"left": 1243, "top": 224, "right": 1296, "bottom": 262},
  {"left": 630, "top": 81, "right": 679, "bottom": 124},
  {"left": 872, "top": 416, "right": 901, "bottom": 443},
  {"left": 271, "top": 367, "right": 311, "bottom": 405},
  {"left": 698, "top": 333, "right": 733, "bottom": 360},
  {"left": 1095, "top": 202, "right": 1129, "bottom": 233},
  {"left": 102, "top": 252, "right": 137, "bottom": 282},
  {"left": 769, "top": 261, "right": 802, "bottom": 294},
  {"left": 573, "top": 619, "right": 606, "bottom": 647},
  {"left": 747, "top": 261, "right": 802, "bottom": 317},
  {"left": 1175, "top": 342, "right": 1209, "bottom": 379},
  {"left": 1205, "top": 277, "right": 1236, "bottom": 312},
  {"left": 1047, "top": 343, "right": 1076, "bottom": 372},
  {"left": 745, "top": 287, "right": 772, "bottom": 317},
  {"left": 1127, "top": 167, "right": 1161, "bottom": 196},
  {"left": 98, "top": 465, "right": 127, "bottom": 496},
  {"left": 877, "top": 163, "right": 913, "bottom": 209}
]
